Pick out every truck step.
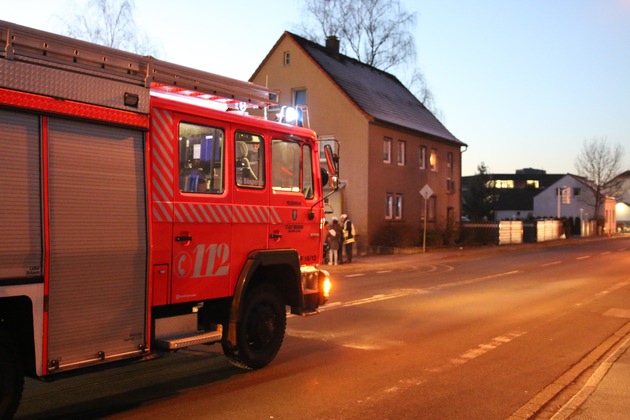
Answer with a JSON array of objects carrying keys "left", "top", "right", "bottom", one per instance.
[{"left": 154, "top": 326, "right": 223, "bottom": 350}]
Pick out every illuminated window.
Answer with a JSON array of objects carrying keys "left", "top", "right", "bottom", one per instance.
[
  {"left": 526, "top": 180, "right": 540, "bottom": 188},
  {"left": 430, "top": 148, "right": 437, "bottom": 171},
  {"left": 492, "top": 180, "right": 514, "bottom": 188},
  {"left": 383, "top": 137, "right": 392, "bottom": 163}
]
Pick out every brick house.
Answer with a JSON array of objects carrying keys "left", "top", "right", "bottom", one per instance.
[{"left": 251, "top": 32, "right": 466, "bottom": 251}]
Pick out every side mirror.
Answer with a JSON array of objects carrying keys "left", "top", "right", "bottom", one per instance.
[{"left": 324, "top": 144, "right": 339, "bottom": 177}]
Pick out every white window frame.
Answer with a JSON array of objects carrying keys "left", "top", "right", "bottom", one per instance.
[
  {"left": 397, "top": 140, "right": 406, "bottom": 166},
  {"left": 419, "top": 145, "right": 426, "bottom": 170},
  {"left": 383, "top": 137, "right": 392, "bottom": 163},
  {"left": 385, "top": 193, "right": 393, "bottom": 219},
  {"left": 394, "top": 194, "right": 403, "bottom": 220}
]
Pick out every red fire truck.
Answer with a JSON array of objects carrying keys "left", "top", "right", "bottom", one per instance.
[{"left": 0, "top": 20, "right": 336, "bottom": 417}]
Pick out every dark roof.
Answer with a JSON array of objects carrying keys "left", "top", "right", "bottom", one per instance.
[{"left": 287, "top": 33, "right": 465, "bottom": 147}]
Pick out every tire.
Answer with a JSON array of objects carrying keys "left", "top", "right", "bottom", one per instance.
[
  {"left": 222, "top": 284, "right": 286, "bottom": 370},
  {"left": 0, "top": 330, "right": 24, "bottom": 420}
]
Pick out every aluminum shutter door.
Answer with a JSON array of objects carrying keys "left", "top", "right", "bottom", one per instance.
[
  {"left": 47, "top": 118, "right": 147, "bottom": 370},
  {"left": 0, "top": 111, "right": 41, "bottom": 280}
]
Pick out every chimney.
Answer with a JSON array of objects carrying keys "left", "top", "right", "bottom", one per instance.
[{"left": 325, "top": 35, "right": 340, "bottom": 55}]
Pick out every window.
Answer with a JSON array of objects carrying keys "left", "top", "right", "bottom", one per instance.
[
  {"left": 383, "top": 137, "right": 392, "bottom": 163},
  {"left": 283, "top": 51, "right": 291, "bottom": 65},
  {"left": 294, "top": 89, "right": 306, "bottom": 106},
  {"left": 447, "top": 152, "right": 454, "bottom": 178},
  {"left": 419, "top": 145, "right": 427, "bottom": 169},
  {"left": 574, "top": 188, "right": 581, "bottom": 196},
  {"left": 429, "top": 148, "right": 438, "bottom": 171},
  {"left": 394, "top": 194, "right": 403, "bottom": 220},
  {"left": 272, "top": 139, "right": 300, "bottom": 192},
  {"left": 302, "top": 144, "right": 314, "bottom": 199},
  {"left": 386, "top": 193, "right": 403, "bottom": 220},
  {"left": 385, "top": 194, "right": 393, "bottom": 219},
  {"left": 526, "top": 180, "right": 540, "bottom": 188},
  {"left": 235, "top": 131, "right": 264, "bottom": 188},
  {"left": 491, "top": 180, "right": 514, "bottom": 189},
  {"left": 427, "top": 196, "right": 437, "bottom": 221},
  {"left": 178, "top": 122, "right": 224, "bottom": 194},
  {"left": 271, "top": 138, "right": 314, "bottom": 198},
  {"left": 397, "top": 140, "right": 406, "bottom": 166}
]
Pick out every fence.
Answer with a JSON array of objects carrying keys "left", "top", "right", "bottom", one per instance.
[{"left": 461, "top": 219, "right": 591, "bottom": 245}]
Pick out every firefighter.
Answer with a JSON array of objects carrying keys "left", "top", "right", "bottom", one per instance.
[{"left": 341, "top": 214, "right": 356, "bottom": 263}]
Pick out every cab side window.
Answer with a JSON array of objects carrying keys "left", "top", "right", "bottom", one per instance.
[
  {"left": 178, "top": 122, "right": 224, "bottom": 194},
  {"left": 235, "top": 131, "right": 264, "bottom": 188},
  {"left": 271, "top": 138, "right": 314, "bottom": 199}
]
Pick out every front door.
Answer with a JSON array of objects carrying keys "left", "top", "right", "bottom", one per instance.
[
  {"left": 268, "top": 136, "right": 321, "bottom": 265},
  {"left": 171, "top": 119, "right": 231, "bottom": 303}
]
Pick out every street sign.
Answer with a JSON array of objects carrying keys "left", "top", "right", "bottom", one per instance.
[{"left": 420, "top": 184, "right": 433, "bottom": 200}]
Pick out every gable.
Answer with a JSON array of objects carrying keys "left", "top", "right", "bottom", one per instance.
[{"left": 283, "top": 32, "right": 465, "bottom": 147}]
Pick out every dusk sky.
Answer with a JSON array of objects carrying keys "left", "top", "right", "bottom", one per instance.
[{"left": 4, "top": 0, "right": 629, "bottom": 176}]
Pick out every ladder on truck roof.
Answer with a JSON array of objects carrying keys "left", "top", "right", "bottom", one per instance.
[{"left": 0, "top": 19, "right": 277, "bottom": 110}]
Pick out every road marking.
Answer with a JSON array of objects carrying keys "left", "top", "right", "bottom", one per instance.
[
  {"left": 575, "top": 282, "right": 630, "bottom": 307},
  {"left": 600, "top": 251, "right": 610, "bottom": 255},
  {"left": 345, "top": 273, "right": 365, "bottom": 278},
  {"left": 376, "top": 270, "right": 392, "bottom": 274},
  {"left": 576, "top": 255, "right": 591, "bottom": 260},
  {"left": 428, "top": 270, "right": 520, "bottom": 291},
  {"left": 428, "top": 330, "right": 527, "bottom": 373},
  {"left": 541, "top": 261, "right": 562, "bottom": 267}
]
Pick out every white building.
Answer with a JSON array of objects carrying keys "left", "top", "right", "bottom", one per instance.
[{"left": 533, "top": 174, "right": 616, "bottom": 234}]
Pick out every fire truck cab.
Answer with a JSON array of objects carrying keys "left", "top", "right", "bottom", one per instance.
[{"left": 0, "top": 20, "right": 336, "bottom": 418}]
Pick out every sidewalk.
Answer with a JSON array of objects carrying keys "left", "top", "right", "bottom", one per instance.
[
  {"left": 561, "top": 335, "right": 630, "bottom": 419},
  {"left": 323, "top": 238, "right": 630, "bottom": 419}
]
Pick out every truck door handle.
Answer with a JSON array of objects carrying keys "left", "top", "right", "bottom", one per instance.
[
  {"left": 175, "top": 235, "right": 193, "bottom": 242},
  {"left": 269, "top": 233, "right": 282, "bottom": 239}
]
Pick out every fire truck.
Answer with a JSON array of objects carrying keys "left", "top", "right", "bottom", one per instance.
[{"left": 0, "top": 20, "right": 336, "bottom": 417}]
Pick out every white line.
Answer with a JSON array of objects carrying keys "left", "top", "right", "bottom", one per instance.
[
  {"left": 600, "top": 251, "right": 610, "bottom": 255},
  {"left": 428, "top": 330, "right": 527, "bottom": 373},
  {"left": 346, "top": 273, "right": 366, "bottom": 278},
  {"left": 376, "top": 270, "right": 393, "bottom": 274},
  {"left": 429, "top": 270, "right": 521, "bottom": 291},
  {"left": 542, "top": 261, "right": 562, "bottom": 267},
  {"left": 576, "top": 255, "right": 591, "bottom": 260}
]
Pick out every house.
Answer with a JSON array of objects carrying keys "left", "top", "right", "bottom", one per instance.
[
  {"left": 613, "top": 170, "right": 630, "bottom": 231},
  {"left": 533, "top": 174, "right": 616, "bottom": 234},
  {"left": 461, "top": 168, "right": 563, "bottom": 221},
  {"left": 250, "top": 33, "right": 467, "bottom": 251}
]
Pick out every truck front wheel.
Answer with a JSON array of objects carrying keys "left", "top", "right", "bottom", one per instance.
[
  {"left": 223, "top": 284, "right": 286, "bottom": 370},
  {"left": 0, "top": 330, "right": 24, "bottom": 420}
]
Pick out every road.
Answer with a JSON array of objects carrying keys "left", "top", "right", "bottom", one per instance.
[{"left": 16, "top": 237, "right": 630, "bottom": 419}]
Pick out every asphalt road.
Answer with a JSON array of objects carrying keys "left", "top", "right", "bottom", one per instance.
[{"left": 16, "top": 237, "right": 630, "bottom": 419}]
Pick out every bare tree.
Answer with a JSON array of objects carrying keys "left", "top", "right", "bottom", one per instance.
[
  {"left": 58, "top": 0, "right": 157, "bottom": 55},
  {"left": 298, "top": 0, "right": 439, "bottom": 115},
  {"left": 575, "top": 136, "right": 625, "bottom": 226}
]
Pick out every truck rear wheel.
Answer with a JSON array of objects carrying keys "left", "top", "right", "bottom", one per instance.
[
  {"left": 223, "top": 284, "right": 286, "bottom": 370},
  {"left": 0, "top": 330, "right": 24, "bottom": 420}
]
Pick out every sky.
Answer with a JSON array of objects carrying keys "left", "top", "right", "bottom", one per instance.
[{"left": 3, "top": 0, "right": 630, "bottom": 176}]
